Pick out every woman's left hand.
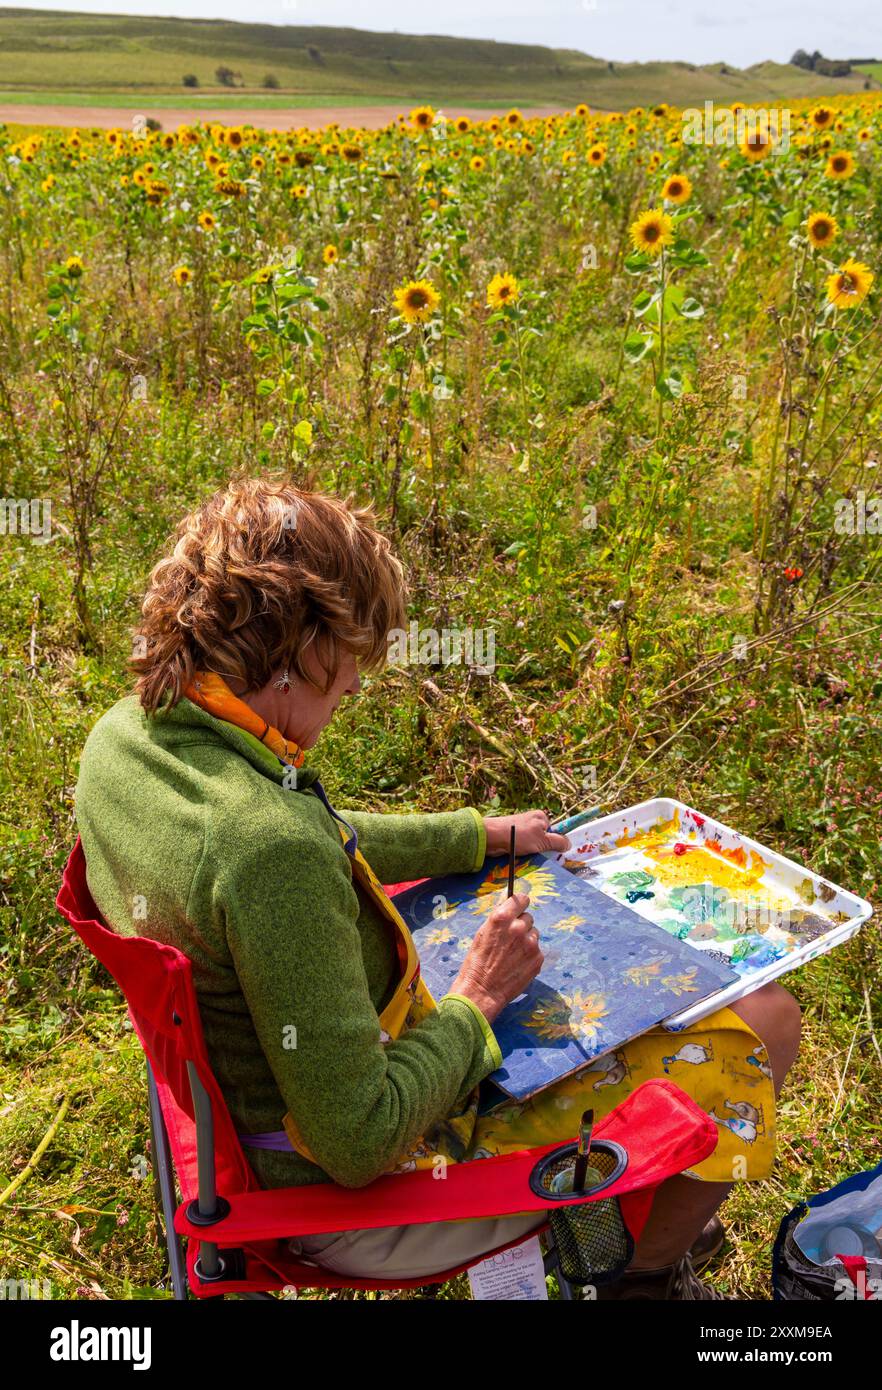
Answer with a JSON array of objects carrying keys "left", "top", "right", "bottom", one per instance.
[{"left": 483, "top": 809, "right": 570, "bottom": 857}]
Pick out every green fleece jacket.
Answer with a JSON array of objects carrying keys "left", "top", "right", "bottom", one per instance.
[{"left": 75, "top": 695, "right": 502, "bottom": 1190}]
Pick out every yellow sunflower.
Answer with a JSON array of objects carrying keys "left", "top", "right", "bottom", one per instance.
[
  {"left": 292, "top": 184, "right": 309, "bottom": 198},
  {"left": 486, "top": 272, "right": 520, "bottom": 308},
  {"left": 470, "top": 154, "right": 486, "bottom": 172},
  {"left": 322, "top": 243, "right": 339, "bottom": 265},
  {"left": 586, "top": 143, "right": 607, "bottom": 166},
  {"left": 410, "top": 106, "right": 435, "bottom": 130},
  {"left": 392, "top": 278, "right": 440, "bottom": 324},
  {"left": 629, "top": 207, "right": 675, "bottom": 257},
  {"left": 805, "top": 211, "right": 838, "bottom": 250},
  {"left": 454, "top": 117, "right": 471, "bottom": 134},
  {"left": 825, "top": 151, "right": 855, "bottom": 180},
  {"left": 64, "top": 255, "right": 84, "bottom": 278},
  {"left": 197, "top": 211, "right": 216, "bottom": 232},
  {"left": 661, "top": 172, "right": 692, "bottom": 204},
  {"left": 505, "top": 109, "right": 523, "bottom": 128},
  {"left": 809, "top": 105, "right": 834, "bottom": 130},
  {"left": 826, "top": 259, "right": 874, "bottom": 310},
  {"left": 740, "top": 128, "right": 774, "bottom": 161},
  {"left": 172, "top": 265, "right": 192, "bottom": 286},
  {"left": 575, "top": 103, "right": 589, "bottom": 117}
]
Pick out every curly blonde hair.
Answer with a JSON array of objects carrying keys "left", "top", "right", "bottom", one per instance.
[{"left": 132, "top": 477, "right": 406, "bottom": 713}]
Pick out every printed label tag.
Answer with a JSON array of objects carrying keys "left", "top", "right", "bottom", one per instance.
[{"left": 467, "top": 1236, "right": 548, "bottom": 1301}]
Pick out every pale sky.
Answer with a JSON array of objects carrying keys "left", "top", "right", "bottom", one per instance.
[{"left": 15, "top": 0, "right": 882, "bottom": 68}]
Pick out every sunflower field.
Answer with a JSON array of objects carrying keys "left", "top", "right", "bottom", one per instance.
[{"left": 1, "top": 95, "right": 881, "bottom": 1299}]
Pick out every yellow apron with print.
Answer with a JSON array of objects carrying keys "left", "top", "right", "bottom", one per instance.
[{"left": 282, "top": 834, "right": 777, "bottom": 1183}]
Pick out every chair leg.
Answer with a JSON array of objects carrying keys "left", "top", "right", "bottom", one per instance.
[{"left": 147, "top": 1059, "right": 189, "bottom": 1301}]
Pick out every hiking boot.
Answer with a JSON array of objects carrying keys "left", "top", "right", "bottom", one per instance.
[
  {"left": 687, "top": 1214, "right": 725, "bottom": 1270},
  {"left": 599, "top": 1250, "right": 735, "bottom": 1301},
  {"left": 594, "top": 1217, "right": 730, "bottom": 1301}
]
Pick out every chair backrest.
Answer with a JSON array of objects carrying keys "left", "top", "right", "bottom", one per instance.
[{"left": 56, "top": 837, "right": 258, "bottom": 1198}]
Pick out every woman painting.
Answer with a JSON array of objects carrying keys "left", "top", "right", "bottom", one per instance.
[{"left": 75, "top": 476, "right": 800, "bottom": 1295}]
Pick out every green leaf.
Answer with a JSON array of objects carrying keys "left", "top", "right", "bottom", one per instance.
[
  {"left": 678, "top": 296, "right": 705, "bottom": 319},
  {"left": 656, "top": 369, "right": 684, "bottom": 400},
  {"left": 623, "top": 331, "right": 653, "bottom": 362},
  {"left": 669, "top": 242, "right": 709, "bottom": 269},
  {"left": 502, "top": 541, "right": 527, "bottom": 557},
  {"left": 632, "top": 289, "right": 659, "bottom": 318},
  {"left": 624, "top": 251, "right": 651, "bottom": 275}
]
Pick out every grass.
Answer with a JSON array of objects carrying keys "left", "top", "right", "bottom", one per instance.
[
  {"left": 0, "top": 9, "right": 877, "bottom": 109},
  {"left": 0, "top": 95, "right": 880, "bottom": 1302}
]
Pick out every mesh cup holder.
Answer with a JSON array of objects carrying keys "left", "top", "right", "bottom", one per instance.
[{"left": 530, "top": 1140, "right": 633, "bottom": 1287}]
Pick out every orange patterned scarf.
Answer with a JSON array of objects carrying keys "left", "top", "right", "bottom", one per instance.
[{"left": 184, "top": 671, "right": 305, "bottom": 768}]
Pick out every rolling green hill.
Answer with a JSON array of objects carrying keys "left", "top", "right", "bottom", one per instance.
[{"left": 0, "top": 8, "right": 877, "bottom": 108}]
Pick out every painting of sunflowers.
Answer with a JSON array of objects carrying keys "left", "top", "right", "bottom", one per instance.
[{"left": 395, "top": 855, "right": 735, "bottom": 1098}]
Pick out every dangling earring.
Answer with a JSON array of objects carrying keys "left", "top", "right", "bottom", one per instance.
[{"left": 273, "top": 669, "right": 293, "bottom": 694}]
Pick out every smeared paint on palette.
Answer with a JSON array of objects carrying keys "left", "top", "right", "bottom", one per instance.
[{"left": 558, "top": 802, "right": 865, "bottom": 983}]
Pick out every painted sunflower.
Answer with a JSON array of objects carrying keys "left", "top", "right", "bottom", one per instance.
[
  {"left": 528, "top": 991, "right": 610, "bottom": 1042},
  {"left": 472, "top": 861, "right": 557, "bottom": 912}
]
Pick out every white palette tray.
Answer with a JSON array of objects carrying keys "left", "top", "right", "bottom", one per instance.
[{"left": 556, "top": 797, "right": 873, "bottom": 1030}]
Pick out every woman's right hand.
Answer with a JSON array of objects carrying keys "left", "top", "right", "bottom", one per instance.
[{"left": 448, "top": 891, "right": 542, "bottom": 1025}]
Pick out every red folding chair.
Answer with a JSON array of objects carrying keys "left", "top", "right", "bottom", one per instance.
[{"left": 56, "top": 838, "right": 719, "bottom": 1300}]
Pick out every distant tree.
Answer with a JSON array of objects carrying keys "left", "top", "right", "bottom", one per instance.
[
  {"left": 790, "top": 49, "right": 813, "bottom": 70},
  {"left": 815, "top": 58, "right": 852, "bottom": 76},
  {"left": 146, "top": 117, "right": 162, "bottom": 132},
  {"left": 306, "top": 45, "right": 324, "bottom": 66},
  {"left": 262, "top": 72, "right": 280, "bottom": 89},
  {"left": 215, "top": 65, "right": 236, "bottom": 87},
  {"left": 182, "top": 73, "right": 199, "bottom": 88}
]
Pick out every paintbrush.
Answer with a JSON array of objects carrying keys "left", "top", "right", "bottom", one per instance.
[
  {"left": 552, "top": 806, "right": 604, "bottom": 836},
  {"left": 572, "top": 1108, "right": 595, "bottom": 1193},
  {"left": 507, "top": 824, "right": 516, "bottom": 899}
]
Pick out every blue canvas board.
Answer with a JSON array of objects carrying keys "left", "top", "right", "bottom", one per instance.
[{"left": 393, "top": 854, "right": 738, "bottom": 1100}]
